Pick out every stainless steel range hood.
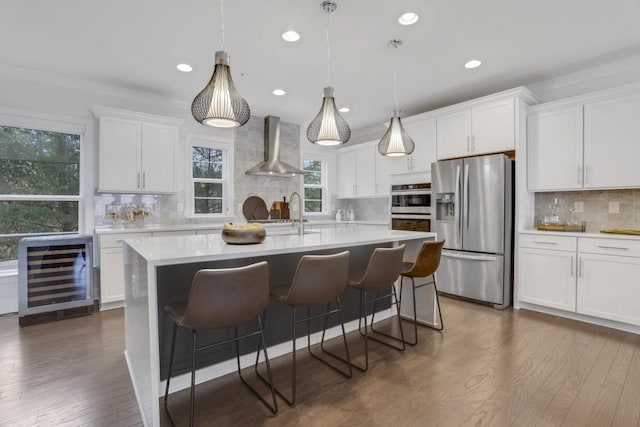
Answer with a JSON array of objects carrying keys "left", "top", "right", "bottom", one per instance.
[{"left": 245, "top": 116, "right": 306, "bottom": 177}]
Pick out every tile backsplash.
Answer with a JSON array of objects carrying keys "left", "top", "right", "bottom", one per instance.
[
  {"left": 336, "top": 198, "right": 390, "bottom": 222},
  {"left": 535, "top": 190, "right": 640, "bottom": 232}
]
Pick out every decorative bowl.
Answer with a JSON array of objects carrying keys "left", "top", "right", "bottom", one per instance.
[{"left": 221, "top": 227, "right": 266, "bottom": 245}]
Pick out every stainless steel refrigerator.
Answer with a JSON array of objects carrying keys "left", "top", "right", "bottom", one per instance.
[{"left": 431, "top": 154, "right": 513, "bottom": 309}]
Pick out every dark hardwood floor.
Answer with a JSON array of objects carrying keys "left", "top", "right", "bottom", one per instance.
[{"left": 1, "top": 297, "right": 639, "bottom": 426}]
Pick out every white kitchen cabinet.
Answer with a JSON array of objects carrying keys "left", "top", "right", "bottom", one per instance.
[
  {"left": 584, "top": 93, "right": 640, "bottom": 189},
  {"left": 436, "top": 98, "right": 516, "bottom": 160},
  {"left": 518, "top": 235, "right": 577, "bottom": 311},
  {"left": 527, "top": 106, "right": 583, "bottom": 191},
  {"left": 94, "top": 106, "right": 182, "bottom": 194},
  {"left": 337, "top": 144, "right": 380, "bottom": 198},
  {"left": 518, "top": 232, "right": 640, "bottom": 328},
  {"left": 576, "top": 237, "right": 640, "bottom": 326},
  {"left": 99, "top": 231, "right": 152, "bottom": 309},
  {"left": 389, "top": 117, "right": 437, "bottom": 175}
]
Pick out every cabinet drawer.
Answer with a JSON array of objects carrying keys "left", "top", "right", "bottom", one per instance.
[
  {"left": 519, "top": 233, "right": 576, "bottom": 251},
  {"left": 100, "top": 232, "right": 152, "bottom": 249},
  {"left": 579, "top": 237, "right": 640, "bottom": 257}
]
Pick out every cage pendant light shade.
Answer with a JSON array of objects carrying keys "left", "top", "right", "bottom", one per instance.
[
  {"left": 191, "top": 51, "right": 250, "bottom": 128},
  {"left": 307, "top": 86, "right": 351, "bottom": 145},
  {"left": 378, "top": 110, "right": 415, "bottom": 156}
]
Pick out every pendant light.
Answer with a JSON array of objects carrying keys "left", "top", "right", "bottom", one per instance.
[
  {"left": 378, "top": 39, "right": 415, "bottom": 157},
  {"left": 306, "top": 1, "right": 351, "bottom": 146},
  {"left": 191, "top": 0, "right": 250, "bottom": 128}
]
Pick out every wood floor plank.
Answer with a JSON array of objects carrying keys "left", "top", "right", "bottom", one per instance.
[{"left": 612, "top": 341, "right": 640, "bottom": 427}]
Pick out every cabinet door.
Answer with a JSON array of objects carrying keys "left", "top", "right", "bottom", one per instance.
[
  {"left": 577, "top": 254, "right": 640, "bottom": 325},
  {"left": 404, "top": 118, "right": 437, "bottom": 172},
  {"left": 141, "top": 122, "right": 178, "bottom": 193},
  {"left": 337, "top": 150, "right": 356, "bottom": 198},
  {"left": 375, "top": 151, "right": 391, "bottom": 196},
  {"left": 471, "top": 98, "right": 515, "bottom": 154},
  {"left": 356, "top": 146, "right": 376, "bottom": 197},
  {"left": 518, "top": 248, "right": 576, "bottom": 311},
  {"left": 436, "top": 109, "right": 471, "bottom": 160},
  {"left": 100, "top": 247, "right": 125, "bottom": 307},
  {"left": 584, "top": 94, "right": 640, "bottom": 188},
  {"left": 389, "top": 154, "right": 412, "bottom": 175},
  {"left": 98, "top": 116, "right": 141, "bottom": 192},
  {"left": 527, "top": 106, "right": 583, "bottom": 191}
]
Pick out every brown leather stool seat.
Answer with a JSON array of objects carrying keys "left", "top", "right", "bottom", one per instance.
[
  {"left": 255, "top": 250, "right": 352, "bottom": 406},
  {"left": 400, "top": 240, "right": 445, "bottom": 345},
  {"left": 347, "top": 244, "right": 406, "bottom": 372},
  {"left": 163, "top": 261, "right": 277, "bottom": 426}
]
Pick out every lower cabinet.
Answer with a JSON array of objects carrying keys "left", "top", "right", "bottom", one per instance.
[
  {"left": 99, "top": 247, "right": 127, "bottom": 307},
  {"left": 519, "top": 233, "right": 640, "bottom": 327}
]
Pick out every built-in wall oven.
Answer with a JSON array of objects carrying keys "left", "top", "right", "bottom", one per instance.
[{"left": 390, "top": 183, "right": 431, "bottom": 232}]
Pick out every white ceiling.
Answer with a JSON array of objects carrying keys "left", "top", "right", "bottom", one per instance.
[{"left": 3, "top": 0, "right": 640, "bottom": 135}]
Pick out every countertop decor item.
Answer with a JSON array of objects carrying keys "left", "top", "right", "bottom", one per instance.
[
  {"left": 378, "top": 39, "right": 415, "bottom": 157},
  {"left": 191, "top": 0, "right": 250, "bottom": 128},
  {"left": 306, "top": 1, "right": 351, "bottom": 146},
  {"left": 536, "top": 222, "right": 586, "bottom": 232},
  {"left": 221, "top": 223, "right": 266, "bottom": 244},
  {"left": 242, "top": 196, "right": 269, "bottom": 220},
  {"left": 600, "top": 228, "right": 640, "bottom": 236}
]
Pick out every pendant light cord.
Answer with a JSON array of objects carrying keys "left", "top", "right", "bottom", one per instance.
[
  {"left": 220, "top": 0, "right": 225, "bottom": 50},
  {"left": 393, "top": 46, "right": 399, "bottom": 111},
  {"left": 326, "top": 11, "right": 331, "bottom": 86}
]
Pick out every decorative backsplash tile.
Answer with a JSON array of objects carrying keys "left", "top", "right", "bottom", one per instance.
[
  {"left": 535, "top": 189, "right": 640, "bottom": 232},
  {"left": 336, "top": 198, "right": 390, "bottom": 222}
]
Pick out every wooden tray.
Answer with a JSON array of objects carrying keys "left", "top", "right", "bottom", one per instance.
[
  {"left": 600, "top": 228, "right": 640, "bottom": 236},
  {"left": 536, "top": 223, "right": 585, "bottom": 232}
]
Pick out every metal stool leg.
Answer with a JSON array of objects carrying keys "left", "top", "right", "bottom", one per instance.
[
  {"left": 400, "top": 274, "right": 444, "bottom": 337},
  {"left": 307, "top": 299, "right": 353, "bottom": 378},
  {"left": 365, "top": 286, "right": 407, "bottom": 351},
  {"left": 163, "top": 322, "right": 178, "bottom": 427},
  {"left": 351, "top": 289, "right": 370, "bottom": 372},
  {"left": 189, "top": 329, "right": 197, "bottom": 427}
]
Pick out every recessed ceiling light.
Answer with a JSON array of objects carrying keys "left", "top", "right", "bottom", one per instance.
[
  {"left": 398, "top": 12, "right": 419, "bottom": 26},
  {"left": 282, "top": 30, "right": 301, "bottom": 42},
  {"left": 176, "top": 63, "right": 193, "bottom": 72},
  {"left": 339, "top": 107, "right": 350, "bottom": 113},
  {"left": 464, "top": 59, "right": 482, "bottom": 69},
  {"left": 272, "top": 89, "right": 286, "bottom": 96}
]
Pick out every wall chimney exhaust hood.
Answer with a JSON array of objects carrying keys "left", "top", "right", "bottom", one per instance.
[{"left": 245, "top": 116, "right": 307, "bottom": 177}]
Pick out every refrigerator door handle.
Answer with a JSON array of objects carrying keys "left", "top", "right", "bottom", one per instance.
[
  {"left": 454, "top": 165, "right": 461, "bottom": 244},
  {"left": 464, "top": 163, "right": 470, "bottom": 232},
  {"left": 443, "top": 251, "right": 499, "bottom": 262}
]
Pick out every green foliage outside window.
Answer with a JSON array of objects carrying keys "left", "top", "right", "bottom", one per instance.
[
  {"left": 0, "top": 125, "right": 80, "bottom": 262},
  {"left": 192, "top": 146, "right": 223, "bottom": 214},
  {"left": 303, "top": 159, "right": 323, "bottom": 213}
]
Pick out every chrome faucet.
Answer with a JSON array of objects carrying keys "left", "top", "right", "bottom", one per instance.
[{"left": 289, "top": 191, "right": 304, "bottom": 236}]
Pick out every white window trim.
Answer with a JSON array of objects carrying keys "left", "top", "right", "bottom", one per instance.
[
  {"left": 0, "top": 110, "right": 89, "bottom": 267},
  {"left": 302, "top": 151, "right": 330, "bottom": 215},
  {"left": 185, "top": 134, "right": 234, "bottom": 218}
]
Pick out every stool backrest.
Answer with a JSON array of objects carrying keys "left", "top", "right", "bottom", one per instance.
[
  {"left": 284, "top": 251, "right": 350, "bottom": 306},
  {"left": 182, "top": 261, "right": 269, "bottom": 329},
  {"left": 353, "top": 244, "right": 405, "bottom": 290},
  {"left": 405, "top": 240, "right": 445, "bottom": 278}
]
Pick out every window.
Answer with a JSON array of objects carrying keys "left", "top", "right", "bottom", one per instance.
[
  {"left": 188, "top": 136, "right": 233, "bottom": 216},
  {"left": 0, "top": 124, "right": 82, "bottom": 263},
  {"left": 303, "top": 156, "right": 326, "bottom": 214}
]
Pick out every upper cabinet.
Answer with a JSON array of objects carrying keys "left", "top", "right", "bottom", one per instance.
[
  {"left": 337, "top": 143, "right": 388, "bottom": 198},
  {"left": 93, "top": 106, "right": 183, "bottom": 193},
  {"left": 389, "top": 117, "right": 437, "bottom": 174},
  {"left": 527, "top": 85, "right": 640, "bottom": 191},
  {"left": 436, "top": 89, "right": 535, "bottom": 160}
]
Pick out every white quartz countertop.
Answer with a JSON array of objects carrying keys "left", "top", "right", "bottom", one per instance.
[
  {"left": 520, "top": 229, "right": 640, "bottom": 241},
  {"left": 95, "top": 219, "right": 388, "bottom": 235},
  {"left": 124, "top": 227, "right": 435, "bottom": 266}
]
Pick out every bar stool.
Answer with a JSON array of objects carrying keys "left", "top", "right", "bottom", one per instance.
[
  {"left": 399, "top": 240, "right": 445, "bottom": 345},
  {"left": 347, "top": 244, "right": 406, "bottom": 372},
  {"left": 256, "top": 250, "right": 352, "bottom": 406},
  {"left": 163, "top": 261, "right": 277, "bottom": 427}
]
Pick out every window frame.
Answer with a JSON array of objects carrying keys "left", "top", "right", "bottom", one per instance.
[
  {"left": 0, "top": 110, "right": 88, "bottom": 267},
  {"left": 185, "top": 134, "right": 234, "bottom": 218},
  {"left": 301, "top": 152, "right": 329, "bottom": 215}
]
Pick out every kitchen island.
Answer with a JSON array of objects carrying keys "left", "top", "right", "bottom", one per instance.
[{"left": 122, "top": 226, "right": 435, "bottom": 426}]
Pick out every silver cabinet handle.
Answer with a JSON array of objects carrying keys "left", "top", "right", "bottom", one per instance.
[
  {"left": 407, "top": 157, "right": 410, "bottom": 170},
  {"left": 142, "top": 171, "right": 146, "bottom": 189},
  {"left": 577, "top": 165, "right": 582, "bottom": 186},
  {"left": 471, "top": 135, "right": 475, "bottom": 153},
  {"left": 579, "top": 257, "right": 583, "bottom": 278},
  {"left": 570, "top": 256, "right": 574, "bottom": 277},
  {"left": 597, "top": 245, "right": 630, "bottom": 250},
  {"left": 137, "top": 172, "right": 140, "bottom": 189},
  {"left": 533, "top": 241, "right": 557, "bottom": 245}
]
